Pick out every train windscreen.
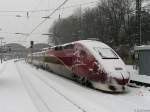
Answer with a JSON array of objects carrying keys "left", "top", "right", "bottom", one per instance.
[{"left": 94, "top": 47, "right": 119, "bottom": 59}]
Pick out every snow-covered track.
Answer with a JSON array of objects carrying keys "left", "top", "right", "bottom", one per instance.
[
  {"left": 15, "top": 62, "right": 88, "bottom": 112},
  {"left": 14, "top": 61, "right": 150, "bottom": 112},
  {"left": 16, "top": 62, "right": 53, "bottom": 112},
  {"left": 26, "top": 67, "right": 87, "bottom": 112},
  {"left": 0, "top": 62, "right": 7, "bottom": 75},
  {"left": 22, "top": 64, "right": 86, "bottom": 112},
  {"left": 0, "top": 60, "right": 38, "bottom": 112},
  {"left": 126, "top": 66, "right": 150, "bottom": 89},
  {"left": 129, "top": 80, "right": 150, "bottom": 88}
]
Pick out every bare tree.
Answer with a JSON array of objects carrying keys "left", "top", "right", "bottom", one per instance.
[{"left": 99, "top": 0, "right": 134, "bottom": 46}]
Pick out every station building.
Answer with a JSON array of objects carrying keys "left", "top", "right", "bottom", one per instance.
[{"left": 134, "top": 45, "right": 150, "bottom": 76}]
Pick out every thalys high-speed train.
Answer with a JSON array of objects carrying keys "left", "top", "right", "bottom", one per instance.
[{"left": 27, "top": 40, "right": 130, "bottom": 92}]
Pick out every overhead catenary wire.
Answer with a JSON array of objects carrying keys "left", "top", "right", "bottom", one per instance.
[
  {"left": 0, "top": 32, "right": 52, "bottom": 36},
  {"left": 0, "top": 1, "right": 99, "bottom": 13},
  {"left": 26, "top": 0, "right": 69, "bottom": 39},
  {"left": 0, "top": 0, "right": 98, "bottom": 40},
  {"left": 0, "top": 0, "right": 148, "bottom": 16},
  {"left": 1, "top": 0, "right": 149, "bottom": 44},
  {"left": 0, "top": 0, "right": 69, "bottom": 44},
  {"left": 0, "top": 1, "right": 98, "bottom": 19},
  {"left": 0, "top": 1, "right": 148, "bottom": 18},
  {"left": 0, "top": 0, "right": 148, "bottom": 37}
]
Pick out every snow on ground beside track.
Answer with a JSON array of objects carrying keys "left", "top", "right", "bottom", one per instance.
[
  {"left": 0, "top": 60, "right": 150, "bottom": 112},
  {"left": 16, "top": 61, "right": 109, "bottom": 112},
  {"left": 126, "top": 65, "right": 138, "bottom": 75},
  {"left": 0, "top": 61, "right": 7, "bottom": 75},
  {"left": 126, "top": 65, "right": 150, "bottom": 84},
  {"left": 16, "top": 62, "right": 85, "bottom": 112},
  {"left": 0, "top": 60, "right": 38, "bottom": 112},
  {"left": 18, "top": 61, "right": 150, "bottom": 112}
]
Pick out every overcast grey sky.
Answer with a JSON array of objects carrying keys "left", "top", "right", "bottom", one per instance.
[{"left": 0, "top": 0, "right": 97, "bottom": 46}]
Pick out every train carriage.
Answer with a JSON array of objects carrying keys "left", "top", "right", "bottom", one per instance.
[{"left": 27, "top": 40, "right": 130, "bottom": 92}]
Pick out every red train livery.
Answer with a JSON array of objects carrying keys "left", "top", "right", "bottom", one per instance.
[{"left": 27, "top": 40, "right": 130, "bottom": 92}]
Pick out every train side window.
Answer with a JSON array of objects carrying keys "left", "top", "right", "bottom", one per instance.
[
  {"left": 64, "top": 44, "right": 74, "bottom": 49},
  {"left": 54, "top": 46, "right": 63, "bottom": 51}
]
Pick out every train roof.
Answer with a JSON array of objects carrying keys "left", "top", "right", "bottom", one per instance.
[
  {"left": 76, "top": 40, "right": 109, "bottom": 48},
  {"left": 44, "top": 40, "right": 110, "bottom": 50}
]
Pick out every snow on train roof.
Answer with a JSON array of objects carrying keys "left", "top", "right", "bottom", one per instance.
[
  {"left": 77, "top": 40, "right": 110, "bottom": 48},
  {"left": 49, "top": 40, "right": 109, "bottom": 49}
]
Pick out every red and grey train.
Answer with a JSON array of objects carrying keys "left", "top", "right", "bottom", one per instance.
[{"left": 27, "top": 40, "right": 130, "bottom": 92}]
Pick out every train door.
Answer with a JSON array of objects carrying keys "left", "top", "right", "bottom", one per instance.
[
  {"left": 72, "top": 44, "right": 81, "bottom": 75},
  {"left": 72, "top": 44, "right": 88, "bottom": 76}
]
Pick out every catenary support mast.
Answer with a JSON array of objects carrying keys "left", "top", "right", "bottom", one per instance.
[{"left": 135, "top": 0, "right": 142, "bottom": 45}]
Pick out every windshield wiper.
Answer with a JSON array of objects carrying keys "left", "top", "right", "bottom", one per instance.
[{"left": 102, "top": 57, "right": 119, "bottom": 59}]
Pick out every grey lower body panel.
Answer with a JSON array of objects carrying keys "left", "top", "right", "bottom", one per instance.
[{"left": 47, "top": 63, "right": 73, "bottom": 79}]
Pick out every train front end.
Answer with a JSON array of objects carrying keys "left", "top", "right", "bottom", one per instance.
[
  {"left": 101, "top": 60, "right": 130, "bottom": 92},
  {"left": 82, "top": 40, "right": 130, "bottom": 92}
]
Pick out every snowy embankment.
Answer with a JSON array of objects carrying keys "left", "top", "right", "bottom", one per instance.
[
  {"left": 126, "top": 65, "right": 150, "bottom": 84},
  {"left": 0, "top": 61, "right": 37, "bottom": 112},
  {"left": 0, "top": 60, "right": 150, "bottom": 112},
  {"left": 17, "top": 61, "right": 150, "bottom": 112},
  {"left": 0, "top": 62, "right": 6, "bottom": 74}
]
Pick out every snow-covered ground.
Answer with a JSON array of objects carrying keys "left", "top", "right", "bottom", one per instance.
[
  {"left": 0, "top": 60, "right": 150, "bottom": 112},
  {"left": 0, "top": 61, "right": 37, "bottom": 112},
  {"left": 126, "top": 65, "right": 150, "bottom": 84}
]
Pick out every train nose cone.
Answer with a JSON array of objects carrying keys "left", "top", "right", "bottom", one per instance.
[
  {"left": 109, "top": 72, "right": 130, "bottom": 85},
  {"left": 115, "top": 78, "right": 129, "bottom": 85},
  {"left": 116, "top": 73, "right": 130, "bottom": 85}
]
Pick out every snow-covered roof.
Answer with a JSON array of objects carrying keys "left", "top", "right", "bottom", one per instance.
[
  {"left": 134, "top": 45, "right": 150, "bottom": 51},
  {"left": 77, "top": 40, "right": 109, "bottom": 48}
]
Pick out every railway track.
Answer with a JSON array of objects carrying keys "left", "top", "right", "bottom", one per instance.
[
  {"left": 128, "top": 81, "right": 150, "bottom": 91},
  {"left": 15, "top": 61, "right": 150, "bottom": 112},
  {"left": 0, "top": 62, "right": 7, "bottom": 75},
  {"left": 16, "top": 62, "right": 87, "bottom": 112},
  {"left": 16, "top": 62, "right": 53, "bottom": 112}
]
